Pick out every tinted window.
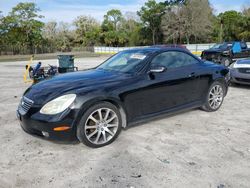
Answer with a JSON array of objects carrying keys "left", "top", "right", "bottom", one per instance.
[{"left": 151, "top": 51, "right": 199, "bottom": 69}]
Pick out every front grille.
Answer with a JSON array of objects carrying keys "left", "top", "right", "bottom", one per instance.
[
  {"left": 18, "top": 97, "right": 34, "bottom": 115},
  {"left": 237, "top": 68, "right": 250, "bottom": 74},
  {"left": 235, "top": 77, "right": 250, "bottom": 83}
]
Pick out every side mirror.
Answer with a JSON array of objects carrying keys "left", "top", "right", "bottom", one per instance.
[{"left": 148, "top": 66, "right": 166, "bottom": 74}]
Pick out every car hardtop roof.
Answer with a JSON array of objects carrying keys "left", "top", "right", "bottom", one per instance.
[{"left": 122, "top": 46, "right": 189, "bottom": 54}]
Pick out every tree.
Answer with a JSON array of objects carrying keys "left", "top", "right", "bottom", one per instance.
[
  {"left": 243, "top": 6, "right": 250, "bottom": 17},
  {"left": 101, "top": 9, "right": 128, "bottom": 46},
  {"left": 42, "top": 21, "right": 57, "bottom": 52},
  {"left": 183, "top": 0, "right": 213, "bottom": 43},
  {"left": 56, "top": 22, "right": 74, "bottom": 52},
  {"left": 103, "top": 9, "right": 122, "bottom": 31},
  {"left": 0, "top": 11, "right": 5, "bottom": 54},
  {"left": 3, "top": 2, "right": 44, "bottom": 54},
  {"left": 137, "top": 0, "right": 166, "bottom": 44},
  {"left": 161, "top": 0, "right": 213, "bottom": 44},
  {"left": 121, "top": 12, "right": 144, "bottom": 46},
  {"left": 74, "top": 15, "right": 100, "bottom": 46},
  {"left": 218, "top": 11, "right": 244, "bottom": 41},
  {"left": 239, "top": 7, "right": 250, "bottom": 41},
  {"left": 164, "top": 0, "right": 186, "bottom": 5}
]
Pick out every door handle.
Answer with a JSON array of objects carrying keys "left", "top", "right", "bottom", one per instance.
[{"left": 188, "top": 72, "right": 196, "bottom": 78}]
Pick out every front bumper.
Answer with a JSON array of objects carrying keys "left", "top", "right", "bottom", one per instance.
[
  {"left": 231, "top": 77, "right": 250, "bottom": 85},
  {"left": 16, "top": 109, "right": 79, "bottom": 142},
  {"left": 230, "top": 70, "right": 250, "bottom": 85}
]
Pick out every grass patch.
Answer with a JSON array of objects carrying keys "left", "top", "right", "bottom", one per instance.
[{"left": 0, "top": 51, "right": 100, "bottom": 62}]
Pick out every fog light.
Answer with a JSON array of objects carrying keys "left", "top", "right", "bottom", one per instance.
[
  {"left": 53, "top": 126, "right": 70, "bottom": 131},
  {"left": 42, "top": 131, "right": 49, "bottom": 137}
]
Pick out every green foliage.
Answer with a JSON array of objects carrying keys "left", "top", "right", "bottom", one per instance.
[
  {"left": 137, "top": 0, "right": 166, "bottom": 44},
  {"left": 102, "top": 9, "right": 122, "bottom": 31},
  {"left": 74, "top": 15, "right": 101, "bottom": 46},
  {"left": 1, "top": 2, "right": 44, "bottom": 54},
  {"left": 1, "top": 1, "right": 250, "bottom": 55},
  {"left": 218, "top": 11, "right": 244, "bottom": 41}
]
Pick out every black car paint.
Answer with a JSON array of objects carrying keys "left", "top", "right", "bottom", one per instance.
[{"left": 17, "top": 47, "right": 229, "bottom": 141}]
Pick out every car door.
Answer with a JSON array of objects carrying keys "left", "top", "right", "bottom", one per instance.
[{"left": 123, "top": 50, "right": 202, "bottom": 120}]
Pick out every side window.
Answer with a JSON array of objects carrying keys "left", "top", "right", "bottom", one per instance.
[
  {"left": 240, "top": 42, "right": 247, "bottom": 49},
  {"left": 151, "top": 51, "right": 199, "bottom": 69}
]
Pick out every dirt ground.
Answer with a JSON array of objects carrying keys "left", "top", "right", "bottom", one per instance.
[{"left": 0, "top": 57, "right": 250, "bottom": 188}]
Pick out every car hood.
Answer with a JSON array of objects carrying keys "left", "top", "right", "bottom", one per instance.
[
  {"left": 232, "top": 64, "right": 250, "bottom": 69},
  {"left": 24, "top": 69, "right": 129, "bottom": 105}
]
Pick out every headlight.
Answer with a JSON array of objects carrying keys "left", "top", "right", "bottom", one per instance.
[
  {"left": 229, "top": 63, "right": 235, "bottom": 69},
  {"left": 40, "top": 94, "right": 76, "bottom": 115}
]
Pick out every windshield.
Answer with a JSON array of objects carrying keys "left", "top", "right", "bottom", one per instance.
[
  {"left": 97, "top": 51, "right": 150, "bottom": 73},
  {"left": 211, "top": 43, "right": 232, "bottom": 50}
]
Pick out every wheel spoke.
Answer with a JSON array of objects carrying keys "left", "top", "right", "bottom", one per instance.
[
  {"left": 210, "top": 100, "right": 215, "bottom": 107},
  {"left": 106, "top": 128, "right": 114, "bottom": 136},
  {"left": 106, "top": 115, "right": 116, "bottom": 124},
  {"left": 102, "top": 131, "right": 107, "bottom": 142},
  {"left": 89, "top": 115, "right": 98, "bottom": 123},
  {"left": 209, "top": 91, "right": 214, "bottom": 96},
  {"left": 94, "top": 131, "right": 101, "bottom": 143},
  {"left": 107, "top": 123, "right": 118, "bottom": 128},
  {"left": 104, "top": 109, "right": 110, "bottom": 120},
  {"left": 87, "top": 130, "right": 98, "bottom": 139},
  {"left": 98, "top": 109, "right": 103, "bottom": 120},
  {"left": 85, "top": 125, "right": 97, "bottom": 129}
]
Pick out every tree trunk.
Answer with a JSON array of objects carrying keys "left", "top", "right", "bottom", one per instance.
[
  {"left": 185, "top": 34, "right": 190, "bottom": 44},
  {"left": 152, "top": 28, "right": 156, "bottom": 45}
]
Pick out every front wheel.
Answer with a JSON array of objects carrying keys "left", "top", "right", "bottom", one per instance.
[
  {"left": 201, "top": 82, "right": 225, "bottom": 112},
  {"left": 77, "top": 102, "right": 122, "bottom": 148}
]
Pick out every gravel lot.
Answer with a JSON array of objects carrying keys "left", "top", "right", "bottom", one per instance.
[{"left": 0, "top": 57, "right": 250, "bottom": 188}]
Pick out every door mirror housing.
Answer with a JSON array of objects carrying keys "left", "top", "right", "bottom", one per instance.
[{"left": 148, "top": 66, "right": 166, "bottom": 74}]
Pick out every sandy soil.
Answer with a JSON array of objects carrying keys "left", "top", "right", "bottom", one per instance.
[{"left": 0, "top": 57, "right": 250, "bottom": 188}]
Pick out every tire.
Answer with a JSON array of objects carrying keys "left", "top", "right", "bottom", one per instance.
[
  {"left": 201, "top": 81, "right": 225, "bottom": 112},
  {"left": 77, "top": 102, "right": 122, "bottom": 148},
  {"left": 221, "top": 57, "right": 231, "bottom": 67}
]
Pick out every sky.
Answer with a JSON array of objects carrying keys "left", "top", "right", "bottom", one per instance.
[{"left": 0, "top": 0, "right": 249, "bottom": 22}]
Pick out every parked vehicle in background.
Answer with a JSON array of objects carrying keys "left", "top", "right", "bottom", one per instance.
[
  {"left": 229, "top": 59, "right": 250, "bottom": 85},
  {"left": 17, "top": 47, "right": 230, "bottom": 148},
  {"left": 201, "top": 41, "right": 250, "bottom": 66},
  {"left": 26, "top": 55, "right": 78, "bottom": 83}
]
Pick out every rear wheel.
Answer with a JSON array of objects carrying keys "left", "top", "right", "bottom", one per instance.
[
  {"left": 201, "top": 82, "right": 225, "bottom": 112},
  {"left": 77, "top": 102, "right": 122, "bottom": 148}
]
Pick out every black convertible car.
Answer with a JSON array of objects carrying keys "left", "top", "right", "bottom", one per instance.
[{"left": 17, "top": 47, "right": 230, "bottom": 147}]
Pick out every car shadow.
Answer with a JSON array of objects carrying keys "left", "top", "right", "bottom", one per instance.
[
  {"left": 230, "top": 83, "right": 250, "bottom": 90},
  {"left": 27, "top": 132, "right": 80, "bottom": 145}
]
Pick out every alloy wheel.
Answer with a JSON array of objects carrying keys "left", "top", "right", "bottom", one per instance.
[
  {"left": 84, "top": 108, "right": 119, "bottom": 145},
  {"left": 208, "top": 85, "right": 224, "bottom": 110}
]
